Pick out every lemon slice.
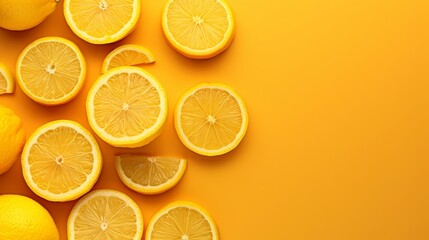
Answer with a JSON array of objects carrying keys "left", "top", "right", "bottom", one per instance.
[
  {"left": 67, "top": 189, "right": 143, "bottom": 240},
  {"left": 175, "top": 83, "right": 248, "bottom": 156},
  {"left": 115, "top": 154, "right": 187, "bottom": 195},
  {"left": 64, "top": 0, "right": 141, "bottom": 44},
  {"left": 86, "top": 66, "right": 168, "bottom": 148},
  {"left": 21, "top": 120, "right": 102, "bottom": 202},
  {"left": 162, "top": 0, "right": 236, "bottom": 59},
  {"left": 102, "top": 44, "right": 155, "bottom": 73},
  {"left": 16, "top": 37, "right": 86, "bottom": 106},
  {"left": 146, "top": 201, "right": 219, "bottom": 240},
  {"left": 0, "top": 63, "right": 15, "bottom": 94}
]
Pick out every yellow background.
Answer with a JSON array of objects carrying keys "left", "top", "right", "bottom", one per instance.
[{"left": 1, "top": 0, "right": 428, "bottom": 239}]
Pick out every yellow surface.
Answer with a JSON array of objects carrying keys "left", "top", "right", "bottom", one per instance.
[{"left": 0, "top": 0, "right": 428, "bottom": 239}]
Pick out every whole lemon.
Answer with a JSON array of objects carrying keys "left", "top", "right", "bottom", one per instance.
[
  {"left": 0, "top": 194, "right": 60, "bottom": 240},
  {"left": 0, "top": 104, "right": 25, "bottom": 175},
  {"left": 0, "top": 0, "right": 58, "bottom": 31}
]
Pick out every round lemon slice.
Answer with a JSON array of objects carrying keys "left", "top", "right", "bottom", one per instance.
[
  {"left": 67, "top": 189, "right": 143, "bottom": 240},
  {"left": 16, "top": 37, "right": 86, "bottom": 106},
  {"left": 64, "top": 0, "right": 141, "bottom": 44},
  {"left": 146, "top": 201, "right": 219, "bottom": 240},
  {"left": 175, "top": 83, "right": 249, "bottom": 156},
  {"left": 86, "top": 66, "right": 168, "bottom": 148},
  {"left": 115, "top": 154, "right": 187, "bottom": 195},
  {"left": 162, "top": 0, "right": 236, "bottom": 59},
  {"left": 21, "top": 120, "right": 102, "bottom": 202}
]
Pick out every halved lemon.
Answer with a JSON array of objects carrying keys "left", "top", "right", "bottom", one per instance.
[
  {"left": 115, "top": 154, "right": 187, "bottom": 195},
  {"left": 175, "top": 83, "right": 248, "bottom": 156},
  {"left": 102, "top": 44, "right": 155, "bottom": 73},
  {"left": 162, "top": 0, "right": 236, "bottom": 59},
  {"left": 21, "top": 120, "right": 102, "bottom": 202},
  {"left": 16, "top": 37, "right": 86, "bottom": 106},
  {"left": 0, "top": 63, "right": 15, "bottom": 94},
  {"left": 64, "top": 0, "right": 141, "bottom": 44},
  {"left": 86, "top": 66, "right": 168, "bottom": 148},
  {"left": 67, "top": 189, "right": 144, "bottom": 240},
  {"left": 145, "top": 201, "right": 219, "bottom": 240}
]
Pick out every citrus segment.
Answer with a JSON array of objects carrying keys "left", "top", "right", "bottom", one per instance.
[
  {"left": 64, "top": 0, "right": 141, "bottom": 44},
  {"left": 0, "top": 63, "right": 15, "bottom": 94},
  {"left": 146, "top": 201, "right": 219, "bottom": 240},
  {"left": 115, "top": 155, "right": 187, "bottom": 195},
  {"left": 86, "top": 66, "right": 168, "bottom": 148},
  {"left": 16, "top": 37, "right": 86, "bottom": 106},
  {"left": 67, "top": 189, "right": 144, "bottom": 240},
  {"left": 21, "top": 120, "right": 102, "bottom": 202},
  {"left": 102, "top": 44, "right": 155, "bottom": 73},
  {"left": 162, "top": 0, "right": 236, "bottom": 59},
  {"left": 0, "top": 105, "right": 25, "bottom": 175},
  {"left": 175, "top": 83, "right": 248, "bottom": 156}
]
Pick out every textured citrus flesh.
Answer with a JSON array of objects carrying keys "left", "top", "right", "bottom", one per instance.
[
  {"left": 115, "top": 155, "right": 187, "bottom": 195},
  {"left": 146, "top": 201, "right": 219, "bottom": 240},
  {"left": 102, "top": 44, "right": 155, "bottom": 73},
  {"left": 68, "top": 189, "right": 143, "bottom": 240},
  {"left": 16, "top": 37, "right": 86, "bottom": 106},
  {"left": 64, "top": 0, "right": 140, "bottom": 44},
  {"left": 21, "top": 120, "right": 102, "bottom": 202},
  {"left": 86, "top": 66, "right": 168, "bottom": 148},
  {"left": 162, "top": 0, "right": 236, "bottom": 59},
  {"left": 175, "top": 83, "right": 248, "bottom": 156},
  {"left": 0, "top": 63, "right": 15, "bottom": 94}
]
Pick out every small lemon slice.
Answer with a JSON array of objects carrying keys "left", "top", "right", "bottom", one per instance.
[
  {"left": 102, "top": 44, "right": 155, "bottom": 73},
  {"left": 21, "top": 120, "right": 102, "bottom": 202},
  {"left": 16, "top": 37, "right": 86, "bottom": 106},
  {"left": 64, "top": 0, "right": 141, "bottom": 44},
  {"left": 0, "top": 63, "right": 15, "bottom": 94},
  {"left": 67, "top": 189, "right": 143, "bottom": 240},
  {"left": 175, "top": 83, "right": 249, "bottom": 156},
  {"left": 146, "top": 201, "right": 219, "bottom": 240},
  {"left": 162, "top": 0, "right": 236, "bottom": 59},
  {"left": 115, "top": 155, "right": 187, "bottom": 195},
  {"left": 86, "top": 66, "right": 168, "bottom": 148}
]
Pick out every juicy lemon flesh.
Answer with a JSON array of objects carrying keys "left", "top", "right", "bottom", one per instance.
[
  {"left": 180, "top": 88, "right": 243, "bottom": 151},
  {"left": 72, "top": 194, "right": 140, "bottom": 239},
  {"left": 166, "top": 0, "right": 229, "bottom": 50},
  {"left": 19, "top": 41, "right": 82, "bottom": 101},
  {"left": 93, "top": 72, "right": 161, "bottom": 139},
  {"left": 0, "top": 64, "right": 14, "bottom": 94},
  {"left": 0, "top": 74, "right": 8, "bottom": 94},
  {"left": 68, "top": 0, "right": 136, "bottom": 38},
  {"left": 28, "top": 126, "right": 95, "bottom": 194},
  {"left": 108, "top": 49, "right": 152, "bottom": 69},
  {"left": 151, "top": 206, "right": 214, "bottom": 240},
  {"left": 120, "top": 155, "right": 181, "bottom": 186}
]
